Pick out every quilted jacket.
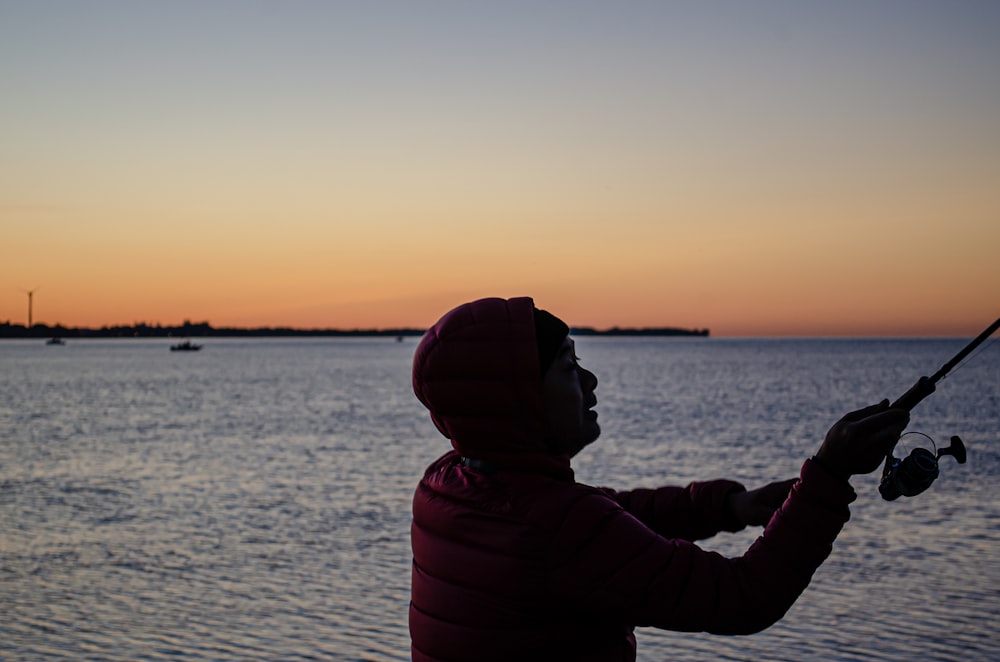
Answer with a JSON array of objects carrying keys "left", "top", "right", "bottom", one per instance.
[{"left": 410, "top": 297, "right": 855, "bottom": 661}]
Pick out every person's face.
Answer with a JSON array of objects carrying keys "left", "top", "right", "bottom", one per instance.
[{"left": 541, "top": 337, "right": 600, "bottom": 456}]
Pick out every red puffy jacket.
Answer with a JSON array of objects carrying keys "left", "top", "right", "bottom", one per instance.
[{"left": 410, "top": 297, "right": 855, "bottom": 661}]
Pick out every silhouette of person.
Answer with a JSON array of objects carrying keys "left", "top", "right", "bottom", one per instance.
[{"left": 409, "top": 297, "right": 908, "bottom": 661}]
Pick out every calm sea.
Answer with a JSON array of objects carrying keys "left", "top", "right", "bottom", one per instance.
[{"left": 1, "top": 336, "right": 998, "bottom": 661}]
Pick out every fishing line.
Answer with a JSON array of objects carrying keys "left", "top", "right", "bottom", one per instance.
[
  {"left": 935, "top": 334, "right": 999, "bottom": 385},
  {"left": 892, "top": 317, "right": 1000, "bottom": 411}
]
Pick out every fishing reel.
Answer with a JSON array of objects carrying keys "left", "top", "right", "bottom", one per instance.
[
  {"left": 878, "top": 432, "right": 967, "bottom": 501},
  {"left": 876, "top": 316, "right": 996, "bottom": 500}
]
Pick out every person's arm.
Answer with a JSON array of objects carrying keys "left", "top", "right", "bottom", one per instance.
[
  {"left": 612, "top": 476, "right": 798, "bottom": 541},
  {"left": 547, "top": 401, "right": 908, "bottom": 634},
  {"left": 610, "top": 480, "right": 746, "bottom": 541}
]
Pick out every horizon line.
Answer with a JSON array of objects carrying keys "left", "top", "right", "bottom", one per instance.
[{"left": 0, "top": 319, "right": 711, "bottom": 338}]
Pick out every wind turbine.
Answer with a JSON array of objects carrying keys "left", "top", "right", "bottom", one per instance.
[{"left": 21, "top": 287, "right": 38, "bottom": 328}]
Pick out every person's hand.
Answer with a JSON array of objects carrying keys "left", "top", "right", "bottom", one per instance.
[
  {"left": 727, "top": 478, "right": 797, "bottom": 527},
  {"left": 815, "top": 400, "right": 910, "bottom": 481}
]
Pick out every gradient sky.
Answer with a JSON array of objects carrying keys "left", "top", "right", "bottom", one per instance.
[{"left": 2, "top": 1, "right": 998, "bottom": 336}]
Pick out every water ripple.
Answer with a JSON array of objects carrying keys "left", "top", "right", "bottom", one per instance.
[{"left": 1, "top": 337, "right": 997, "bottom": 660}]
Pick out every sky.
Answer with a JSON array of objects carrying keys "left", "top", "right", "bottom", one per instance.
[{"left": 2, "top": 1, "right": 998, "bottom": 336}]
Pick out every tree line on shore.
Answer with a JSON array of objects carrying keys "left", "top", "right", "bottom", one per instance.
[{"left": 0, "top": 320, "right": 709, "bottom": 339}]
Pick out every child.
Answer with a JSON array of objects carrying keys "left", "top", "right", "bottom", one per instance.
[{"left": 409, "top": 297, "right": 908, "bottom": 661}]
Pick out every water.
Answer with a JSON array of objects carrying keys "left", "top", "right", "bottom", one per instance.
[{"left": 1, "top": 336, "right": 998, "bottom": 661}]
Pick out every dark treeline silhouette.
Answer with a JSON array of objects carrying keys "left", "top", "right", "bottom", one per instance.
[
  {"left": 572, "top": 326, "right": 709, "bottom": 337},
  {"left": 0, "top": 320, "right": 709, "bottom": 339}
]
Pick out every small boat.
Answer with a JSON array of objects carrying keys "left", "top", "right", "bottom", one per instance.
[
  {"left": 170, "top": 340, "right": 202, "bottom": 352},
  {"left": 46, "top": 337, "right": 66, "bottom": 345}
]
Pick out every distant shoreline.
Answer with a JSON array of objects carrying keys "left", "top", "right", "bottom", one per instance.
[{"left": 0, "top": 321, "right": 709, "bottom": 339}]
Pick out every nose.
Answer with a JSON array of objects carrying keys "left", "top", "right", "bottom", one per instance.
[{"left": 579, "top": 366, "right": 598, "bottom": 391}]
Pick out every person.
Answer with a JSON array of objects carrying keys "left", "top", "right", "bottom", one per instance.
[{"left": 409, "top": 296, "right": 909, "bottom": 661}]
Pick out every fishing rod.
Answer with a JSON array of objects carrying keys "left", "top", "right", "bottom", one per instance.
[{"left": 878, "top": 316, "right": 1000, "bottom": 500}]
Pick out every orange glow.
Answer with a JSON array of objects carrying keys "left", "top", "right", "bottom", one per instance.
[{"left": 2, "top": 4, "right": 999, "bottom": 336}]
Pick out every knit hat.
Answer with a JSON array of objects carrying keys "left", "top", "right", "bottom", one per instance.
[{"left": 533, "top": 307, "right": 569, "bottom": 376}]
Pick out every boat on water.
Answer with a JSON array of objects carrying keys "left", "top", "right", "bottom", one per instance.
[
  {"left": 170, "top": 340, "right": 202, "bottom": 352},
  {"left": 46, "top": 337, "right": 66, "bottom": 345}
]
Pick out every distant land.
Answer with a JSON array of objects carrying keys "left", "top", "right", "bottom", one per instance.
[{"left": 0, "top": 320, "right": 709, "bottom": 339}]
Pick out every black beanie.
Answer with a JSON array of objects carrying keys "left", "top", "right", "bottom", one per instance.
[{"left": 533, "top": 307, "right": 570, "bottom": 376}]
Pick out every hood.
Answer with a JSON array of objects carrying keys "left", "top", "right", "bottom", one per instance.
[{"left": 412, "top": 297, "right": 556, "bottom": 462}]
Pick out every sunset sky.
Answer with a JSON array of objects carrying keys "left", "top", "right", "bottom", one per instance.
[{"left": 2, "top": 1, "right": 998, "bottom": 336}]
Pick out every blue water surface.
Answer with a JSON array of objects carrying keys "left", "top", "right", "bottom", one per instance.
[{"left": 1, "top": 336, "right": 997, "bottom": 660}]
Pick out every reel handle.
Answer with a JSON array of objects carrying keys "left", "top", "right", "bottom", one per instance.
[{"left": 938, "top": 435, "right": 967, "bottom": 464}]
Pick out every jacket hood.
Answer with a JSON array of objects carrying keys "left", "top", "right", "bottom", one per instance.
[{"left": 412, "top": 297, "right": 559, "bottom": 463}]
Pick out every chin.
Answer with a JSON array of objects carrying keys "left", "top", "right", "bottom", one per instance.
[{"left": 568, "top": 426, "right": 601, "bottom": 458}]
